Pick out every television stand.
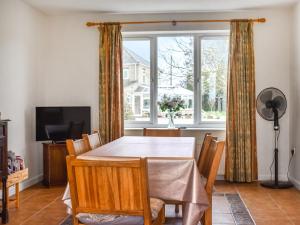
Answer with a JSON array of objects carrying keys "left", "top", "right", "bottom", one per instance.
[{"left": 43, "top": 143, "right": 67, "bottom": 187}]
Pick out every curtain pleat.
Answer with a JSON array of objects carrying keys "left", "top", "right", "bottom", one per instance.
[
  {"left": 225, "top": 21, "right": 258, "bottom": 182},
  {"left": 98, "top": 24, "right": 124, "bottom": 144}
]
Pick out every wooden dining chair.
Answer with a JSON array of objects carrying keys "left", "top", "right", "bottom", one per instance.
[
  {"left": 201, "top": 140, "right": 225, "bottom": 225},
  {"left": 197, "top": 133, "right": 217, "bottom": 174},
  {"left": 66, "top": 139, "right": 90, "bottom": 156},
  {"left": 66, "top": 156, "right": 165, "bottom": 225},
  {"left": 143, "top": 128, "right": 181, "bottom": 137},
  {"left": 82, "top": 131, "right": 102, "bottom": 150},
  {"left": 143, "top": 127, "right": 181, "bottom": 213}
]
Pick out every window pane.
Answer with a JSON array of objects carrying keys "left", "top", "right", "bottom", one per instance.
[
  {"left": 123, "top": 40, "right": 151, "bottom": 122},
  {"left": 201, "top": 37, "right": 229, "bottom": 122},
  {"left": 157, "top": 36, "right": 194, "bottom": 124}
]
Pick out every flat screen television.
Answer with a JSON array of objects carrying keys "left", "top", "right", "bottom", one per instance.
[{"left": 36, "top": 106, "right": 91, "bottom": 142}]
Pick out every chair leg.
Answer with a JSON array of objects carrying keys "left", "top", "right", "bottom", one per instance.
[
  {"left": 203, "top": 206, "right": 212, "bottom": 225},
  {"left": 202, "top": 191, "right": 213, "bottom": 225},
  {"left": 161, "top": 205, "right": 165, "bottom": 224},
  {"left": 73, "top": 216, "right": 79, "bottom": 225},
  {"left": 6, "top": 186, "right": 9, "bottom": 206},
  {"left": 175, "top": 204, "right": 180, "bottom": 214}
]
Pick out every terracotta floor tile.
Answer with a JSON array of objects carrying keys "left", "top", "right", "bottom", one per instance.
[
  {"left": 250, "top": 210, "right": 289, "bottom": 221},
  {"left": 292, "top": 219, "right": 300, "bottom": 225},
  {"left": 255, "top": 219, "right": 294, "bottom": 225},
  {"left": 281, "top": 207, "right": 300, "bottom": 219}
]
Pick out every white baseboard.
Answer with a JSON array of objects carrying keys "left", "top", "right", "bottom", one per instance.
[
  {"left": 258, "top": 174, "right": 289, "bottom": 181},
  {"left": 288, "top": 176, "right": 300, "bottom": 190},
  {"left": 8, "top": 174, "right": 43, "bottom": 196},
  {"left": 21, "top": 173, "right": 43, "bottom": 190},
  {"left": 217, "top": 174, "right": 225, "bottom": 180},
  {"left": 216, "top": 174, "right": 292, "bottom": 182}
]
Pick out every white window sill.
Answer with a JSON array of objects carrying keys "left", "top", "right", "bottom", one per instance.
[{"left": 125, "top": 127, "right": 226, "bottom": 131}]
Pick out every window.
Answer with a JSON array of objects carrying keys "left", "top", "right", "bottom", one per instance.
[
  {"left": 123, "top": 33, "right": 229, "bottom": 128},
  {"left": 157, "top": 36, "right": 194, "bottom": 125},
  {"left": 123, "top": 39, "right": 151, "bottom": 122},
  {"left": 123, "top": 68, "right": 129, "bottom": 79},
  {"left": 201, "top": 37, "right": 228, "bottom": 122}
]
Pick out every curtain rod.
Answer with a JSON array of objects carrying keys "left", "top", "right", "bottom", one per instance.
[{"left": 86, "top": 18, "right": 266, "bottom": 27}]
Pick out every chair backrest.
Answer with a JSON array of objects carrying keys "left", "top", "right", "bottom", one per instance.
[
  {"left": 197, "top": 133, "right": 214, "bottom": 174},
  {"left": 66, "top": 156, "right": 152, "bottom": 224},
  {"left": 143, "top": 128, "right": 181, "bottom": 137},
  {"left": 66, "top": 139, "right": 90, "bottom": 156},
  {"left": 202, "top": 140, "right": 225, "bottom": 194},
  {"left": 82, "top": 131, "right": 102, "bottom": 150}
]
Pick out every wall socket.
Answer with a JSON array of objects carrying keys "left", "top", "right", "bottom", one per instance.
[{"left": 291, "top": 147, "right": 296, "bottom": 156}]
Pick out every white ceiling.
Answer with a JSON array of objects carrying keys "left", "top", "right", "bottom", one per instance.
[{"left": 24, "top": 0, "right": 298, "bottom": 15}]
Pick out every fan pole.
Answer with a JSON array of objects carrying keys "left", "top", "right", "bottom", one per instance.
[
  {"left": 275, "top": 127, "right": 279, "bottom": 186},
  {"left": 275, "top": 146, "right": 279, "bottom": 186},
  {"left": 260, "top": 127, "right": 293, "bottom": 189}
]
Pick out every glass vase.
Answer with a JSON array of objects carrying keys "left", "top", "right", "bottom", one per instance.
[{"left": 167, "top": 112, "right": 175, "bottom": 129}]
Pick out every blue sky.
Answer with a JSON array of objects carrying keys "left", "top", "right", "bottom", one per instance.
[{"left": 123, "top": 40, "right": 150, "bottom": 61}]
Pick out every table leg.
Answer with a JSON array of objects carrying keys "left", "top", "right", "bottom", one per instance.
[{"left": 15, "top": 183, "right": 19, "bottom": 208}]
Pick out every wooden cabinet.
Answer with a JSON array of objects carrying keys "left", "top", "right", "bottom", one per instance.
[
  {"left": 43, "top": 143, "right": 67, "bottom": 186},
  {"left": 0, "top": 120, "right": 10, "bottom": 223}
]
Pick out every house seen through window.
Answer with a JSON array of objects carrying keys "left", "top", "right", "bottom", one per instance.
[{"left": 123, "top": 34, "right": 229, "bottom": 127}]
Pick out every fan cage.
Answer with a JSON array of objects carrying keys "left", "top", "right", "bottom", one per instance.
[{"left": 256, "top": 87, "right": 287, "bottom": 121}]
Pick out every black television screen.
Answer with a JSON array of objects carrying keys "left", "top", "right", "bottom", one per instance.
[{"left": 36, "top": 106, "right": 91, "bottom": 142}]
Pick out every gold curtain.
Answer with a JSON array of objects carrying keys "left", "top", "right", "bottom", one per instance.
[
  {"left": 225, "top": 21, "right": 258, "bottom": 182},
  {"left": 98, "top": 23, "right": 124, "bottom": 144}
]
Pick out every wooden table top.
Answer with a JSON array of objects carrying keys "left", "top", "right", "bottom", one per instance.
[{"left": 78, "top": 136, "right": 196, "bottom": 159}]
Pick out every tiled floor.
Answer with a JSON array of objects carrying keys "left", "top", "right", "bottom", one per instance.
[{"left": 4, "top": 181, "right": 300, "bottom": 225}]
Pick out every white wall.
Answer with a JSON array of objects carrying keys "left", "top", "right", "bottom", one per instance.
[
  {"left": 41, "top": 8, "right": 292, "bottom": 180},
  {"left": 0, "top": 0, "right": 48, "bottom": 189},
  {"left": 290, "top": 2, "right": 300, "bottom": 189}
]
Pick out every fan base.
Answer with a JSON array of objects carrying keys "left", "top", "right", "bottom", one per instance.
[{"left": 260, "top": 180, "right": 293, "bottom": 189}]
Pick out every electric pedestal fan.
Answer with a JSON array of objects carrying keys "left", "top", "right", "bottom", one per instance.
[{"left": 256, "top": 87, "right": 293, "bottom": 189}]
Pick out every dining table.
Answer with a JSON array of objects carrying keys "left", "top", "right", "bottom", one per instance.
[{"left": 62, "top": 136, "right": 209, "bottom": 225}]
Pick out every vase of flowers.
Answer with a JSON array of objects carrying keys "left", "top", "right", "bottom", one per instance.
[{"left": 157, "top": 94, "right": 185, "bottom": 128}]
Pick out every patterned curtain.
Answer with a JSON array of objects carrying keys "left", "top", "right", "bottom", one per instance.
[
  {"left": 225, "top": 21, "right": 258, "bottom": 182},
  {"left": 98, "top": 23, "right": 124, "bottom": 144}
]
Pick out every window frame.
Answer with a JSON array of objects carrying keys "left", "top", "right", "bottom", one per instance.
[{"left": 123, "top": 32, "right": 229, "bottom": 129}]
